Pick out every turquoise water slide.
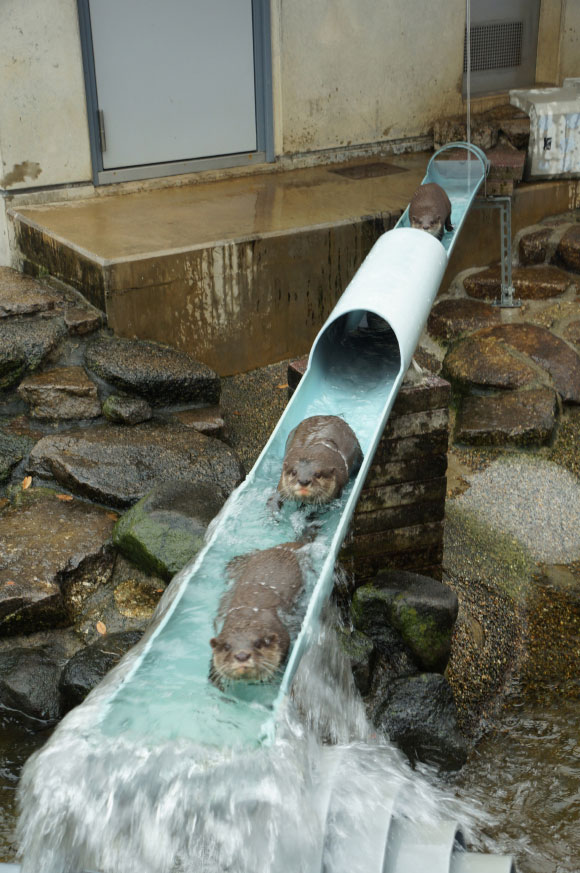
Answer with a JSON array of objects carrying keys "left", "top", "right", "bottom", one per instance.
[
  {"left": 90, "top": 142, "right": 490, "bottom": 751},
  {"left": 17, "top": 143, "right": 521, "bottom": 873}
]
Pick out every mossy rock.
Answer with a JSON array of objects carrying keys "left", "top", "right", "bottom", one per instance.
[
  {"left": 352, "top": 570, "right": 458, "bottom": 673},
  {"left": 113, "top": 480, "right": 226, "bottom": 581}
]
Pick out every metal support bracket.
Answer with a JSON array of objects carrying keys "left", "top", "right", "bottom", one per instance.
[{"left": 473, "top": 195, "right": 521, "bottom": 308}]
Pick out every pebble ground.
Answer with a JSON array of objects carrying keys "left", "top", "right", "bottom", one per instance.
[{"left": 457, "top": 455, "right": 580, "bottom": 564}]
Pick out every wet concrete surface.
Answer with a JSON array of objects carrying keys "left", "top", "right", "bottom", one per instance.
[{"left": 12, "top": 153, "right": 429, "bottom": 261}]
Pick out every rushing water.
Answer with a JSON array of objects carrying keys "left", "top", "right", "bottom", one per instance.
[
  {"left": 450, "top": 693, "right": 580, "bottom": 873},
  {"left": 15, "top": 604, "right": 490, "bottom": 873}
]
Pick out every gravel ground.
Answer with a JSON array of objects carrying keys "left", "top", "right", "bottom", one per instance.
[
  {"left": 220, "top": 359, "right": 292, "bottom": 472},
  {"left": 456, "top": 455, "right": 580, "bottom": 564}
]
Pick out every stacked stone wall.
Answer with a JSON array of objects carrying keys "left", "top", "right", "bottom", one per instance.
[{"left": 288, "top": 360, "right": 450, "bottom": 582}]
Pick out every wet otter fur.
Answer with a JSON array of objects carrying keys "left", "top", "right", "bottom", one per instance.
[
  {"left": 276, "top": 415, "right": 362, "bottom": 506},
  {"left": 210, "top": 542, "right": 304, "bottom": 683},
  {"left": 409, "top": 182, "right": 453, "bottom": 241}
]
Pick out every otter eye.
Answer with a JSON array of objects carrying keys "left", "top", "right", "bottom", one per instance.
[
  {"left": 254, "top": 637, "right": 272, "bottom": 648},
  {"left": 222, "top": 643, "right": 231, "bottom": 652}
]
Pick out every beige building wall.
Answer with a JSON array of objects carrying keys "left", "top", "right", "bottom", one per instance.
[
  {"left": 0, "top": 0, "right": 93, "bottom": 263},
  {"left": 0, "top": 0, "right": 92, "bottom": 191},
  {"left": 277, "top": 0, "right": 466, "bottom": 154},
  {"left": 560, "top": 0, "right": 580, "bottom": 81}
]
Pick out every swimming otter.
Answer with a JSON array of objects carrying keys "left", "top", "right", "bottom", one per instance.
[
  {"left": 210, "top": 542, "right": 304, "bottom": 683},
  {"left": 276, "top": 415, "right": 362, "bottom": 506},
  {"left": 408, "top": 182, "right": 453, "bottom": 241}
]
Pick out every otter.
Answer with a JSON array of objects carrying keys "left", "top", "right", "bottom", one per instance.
[
  {"left": 408, "top": 182, "right": 453, "bottom": 241},
  {"left": 210, "top": 542, "right": 305, "bottom": 684},
  {"left": 275, "top": 415, "right": 362, "bottom": 507}
]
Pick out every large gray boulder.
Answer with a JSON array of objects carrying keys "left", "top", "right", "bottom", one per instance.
[
  {"left": 0, "top": 647, "right": 63, "bottom": 723},
  {"left": 113, "top": 480, "right": 226, "bottom": 581},
  {"left": 85, "top": 336, "right": 220, "bottom": 406},
  {"left": 27, "top": 421, "right": 244, "bottom": 508},
  {"left": 373, "top": 672, "right": 469, "bottom": 771},
  {"left": 59, "top": 630, "right": 143, "bottom": 712},
  {"left": 351, "top": 570, "right": 458, "bottom": 673}
]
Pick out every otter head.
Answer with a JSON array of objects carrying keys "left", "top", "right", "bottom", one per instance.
[
  {"left": 410, "top": 211, "right": 444, "bottom": 240},
  {"left": 278, "top": 445, "right": 346, "bottom": 505},
  {"left": 210, "top": 625, "right": 285, "bottom": 682}
]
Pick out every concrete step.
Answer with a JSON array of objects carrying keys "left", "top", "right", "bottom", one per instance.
[{"left": 10, "top": 154, "right": 430, "bottom": 376}]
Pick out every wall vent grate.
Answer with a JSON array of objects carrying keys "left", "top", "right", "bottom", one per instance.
[{"left": 464, "top": 21, "right": 523, "bottom": 73}]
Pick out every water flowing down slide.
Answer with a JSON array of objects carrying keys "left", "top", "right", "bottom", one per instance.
[{"left": 16, "top": 144, "right": 517, "bottom": 873}]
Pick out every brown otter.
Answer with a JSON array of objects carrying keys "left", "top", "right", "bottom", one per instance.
[
  {"left": 210, "top": 542, "right": 305, "bottom": 683},
  {"left": 408, "top": 182, "right": 453, "bottom": 241},
  {"left": 276, "top": 415, "right": 362, "bottom": 506}
]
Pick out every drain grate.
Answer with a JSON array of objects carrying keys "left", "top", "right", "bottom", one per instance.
[{"left": 331, "top": 162, "right": 408, "bottom": 180}]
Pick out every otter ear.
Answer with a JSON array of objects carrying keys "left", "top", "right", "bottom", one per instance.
[{"left": 210, "top": 637, "right": 218, "bottom": 649}]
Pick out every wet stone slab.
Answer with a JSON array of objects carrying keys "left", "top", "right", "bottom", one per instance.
[
  {"left": 443, "top": 334, "right": 539, "bottom": 392},
  {"left": 172, "top": 405, "right": 225, "bottom": 437},
  {"left": 27, "top": 420, "right": 245, "bottom": 507},
  {"left": 464, "top": 264, "right": 577, "bottom": 300},
  {"left": 427, "top": 298, "right": 501, "bottom": 342},
  {"left": 85, "top": 335, "right": 221, "bottom": 406},
  {"left": 0, "top": 317, "right": 67, "bottom": 390},
  {"left": 0, "top": 488, "right": 116, "bottom": 636},
  {"left": 518, "top": 227, "right": 555, "bottom": 265},
  {"left": 553, "top": 224, "right": 580, "bottom": 273},
  {"left": 0, "top": 267, "right": 62, "bottom": 318},
  {"left": 17, "top": 366, "right": 101, "bottom": 420},
  {"left": 455, "top": 388, "right": 558, "bottom": 447},
  {"left": 443, "top": 323, "right": 580, "bottom": 402},
  {"left": 63, "top": 306, "right": 103, "bottom": 336},
  {"left": 478, "top": 323, "right": 580, "bottom": 403}
]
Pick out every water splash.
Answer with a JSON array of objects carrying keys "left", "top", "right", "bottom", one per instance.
[{"left": 17, "top": 591, "right": 490, "bottom": 873}]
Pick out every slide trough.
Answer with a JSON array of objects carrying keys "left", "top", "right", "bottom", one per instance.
[{"left": 16, "top": 144, "right": 518, "bottom": 873}]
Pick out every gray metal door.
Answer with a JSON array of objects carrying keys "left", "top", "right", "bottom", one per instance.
[
  {"left": 464, "top": 0, "right": 541, "bottom": 95},
  {"left": 80, "top": 0, "right": 272, "bottom": 183}
]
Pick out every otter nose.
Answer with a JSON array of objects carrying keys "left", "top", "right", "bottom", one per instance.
[
  {"left": 235, "top": 651, "right": 251, "bottom": 662},
  {"left": 298, "top": 477, "right": 311, "bottom": 486}
]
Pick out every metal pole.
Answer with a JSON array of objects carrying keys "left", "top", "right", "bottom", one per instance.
[{"left": 473, "top": 197, "right": 521, "bottom": 308}]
